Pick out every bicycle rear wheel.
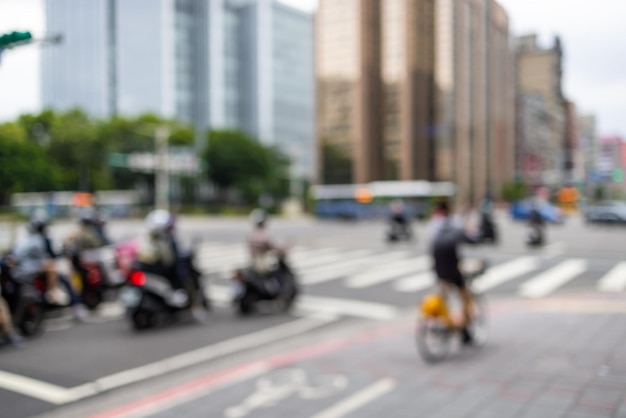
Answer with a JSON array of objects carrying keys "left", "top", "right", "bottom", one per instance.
[{"left": 416, "top": 316, "right": 452, "bottom": 363}]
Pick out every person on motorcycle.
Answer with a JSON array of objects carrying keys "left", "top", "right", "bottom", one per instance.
[
  {"left": 136, "top": 209, "right": 205, "bottom": 320},
  {"left": 73, "top": 207, "right": 111, "bottom": 250},
  {"left": 66, "top": 207, "right": 112, "bottom": 303},
  {"left": 388, "top": 199, "right": 410, "bottom": 240},
  {"left": 243, "top": 208, "right": 292, "bottom": 298},
  {"left": 14, "top": 210, "right": 86, "bottom": 320},
  {"left": 429, "top": 200, "right": 476, "bottom": 345}
]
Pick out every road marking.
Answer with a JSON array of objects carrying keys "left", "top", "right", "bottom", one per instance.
[
  {"left": 91, "top": 364, "right": 270, "bottom": 418},
  {"left": 309, "top": 378, "right": 396, "bottom": 418},
  {"left": 295, "top": 295, "right": 398, "bottom": 320},
  {"left": 293, "top": 250, "right": 360, "bottom": 270},
  {"left": 393, "top": 271, "right": 435, "bottom": 293},
  {"left": 597, "top": 261, "right": 626, "bottom": 292},
  {"left": 473, "top": 256, "right": 539, "bottom": 293},
  {"left": 345, "top": 256, "right": 430, "bottom": 288},
  {"left": 0, "top": 316, "right": 335, "bottom": 405},
  {"left": 210, "top": 285, "right": 398, "bottom": 320},
  {"left": 300, "top": 251, "right": 410, "bottom": 285},
  {"left": 519, "top": 259, "right": 588, "bottom": 299}
]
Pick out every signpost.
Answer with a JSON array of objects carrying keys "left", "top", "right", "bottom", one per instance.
[{"left": 107, "top": 126, "right": 203, "bottom": 211}]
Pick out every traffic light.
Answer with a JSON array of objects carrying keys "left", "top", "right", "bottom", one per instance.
[{"left": 0, "top": 31, "right": 33, "bottom": 49}]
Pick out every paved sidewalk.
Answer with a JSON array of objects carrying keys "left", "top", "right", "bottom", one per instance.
[{"left": 38, "top": 293, "right": 626, "bottom": 418}]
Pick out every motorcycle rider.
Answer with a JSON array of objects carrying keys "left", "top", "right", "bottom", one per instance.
[
  {"left": 14, "top": 210, "right": 86, "bottom": 320},
  {"left": 135, "top": 209, "right": 205, "bottom": 321},
  {"left": 388, "top": 199, "right": 410, "bottom": 240},
  {"left": 528, "top": 201, "right": 545, "bottom": 245},
  {"left": 66, "top": 206, "right": 112, "bottom": 301},
  {"left": 243, "top": 208, "right": 291, "bottom": 290}
]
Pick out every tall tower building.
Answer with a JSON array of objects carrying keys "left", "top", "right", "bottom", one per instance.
[
  {"left": 435, "top": 0, "right": 515, "bottom": 203},
  {"left": 316, "top": 0, "right": 435, "bottom": 184}
]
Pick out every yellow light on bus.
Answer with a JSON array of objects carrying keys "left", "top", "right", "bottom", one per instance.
[{"left": 355, "top": 188, "right": 374, "bottom": 204}]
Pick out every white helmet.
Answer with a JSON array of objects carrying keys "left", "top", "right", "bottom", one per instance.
[
  {"left": 145, "top": 209, "right": 175, "bottom": 235},
  {"left": 28, "top": 208, "right": 49, "bottom": 233}
]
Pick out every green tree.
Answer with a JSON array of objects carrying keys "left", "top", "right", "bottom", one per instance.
[
  {"left": 502, "top": 181, "right": 527, "bottom": 202},
  {"left": 204, "top": 130, "right": 290, "bottom": 204},
  {"left": 0, "top": 123, "right": 57, "bottom": 204}
]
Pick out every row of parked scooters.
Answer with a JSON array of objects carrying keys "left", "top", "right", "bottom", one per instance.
[{"left": 1, "top": 227, "right": 299, "bottom": 346}]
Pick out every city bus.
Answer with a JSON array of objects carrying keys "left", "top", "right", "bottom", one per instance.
[{"left": 311, "top": 181, "right": 456, "bottom": 220}]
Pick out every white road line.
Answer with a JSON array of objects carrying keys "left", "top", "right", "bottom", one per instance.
[
  {"left": 345, "top": 256, "right": 430, "bottom": 289},
  {"left": 0, "top": 316, "right": 335, "bottom": 405},
  {"left": 300, "top": 251, "right": 410, "bottom": 285},
  {"left": 209, "top": 284, "right": 398, "bottom": 320},
  {"left": 393, "top": 271, "right": 435, "bottom": 293},
  {"left": 295, "top": 296, "right": 398, "bottom": 320},
  {"left": 309, "top": 378, "right": 396, "bottom": 418},
  {"left": 519, "top": 259, "right": 588, "bottom": 299},
  {"left": 293, "top": 251, "right": 357, "bottom": 270},
  {"left": 597, "top": 262, "right": 626, "bottom": 292},
  {"left": 473, "top": 256, "right": 540, "bottom": 293}
]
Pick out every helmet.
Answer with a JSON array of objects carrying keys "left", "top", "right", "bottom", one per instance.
[
  {"left": 420, "top": 293, "right": 446, "bottom": 318},
  {"left": 250, "top": 208, "right": 268, "bottom": 227},
  {"left": 28, "top": 209, "right": 49, "bottom": 233},
  {"left": 145, "top": 209, "right": 175, "bottom": 235}
]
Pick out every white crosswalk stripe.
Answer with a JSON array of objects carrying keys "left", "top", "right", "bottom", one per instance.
[
  {"left": 393, "top": 271, "right": 435, "bottom": 293},
  {"left": 300, "top": 251, "right": 409, "bottom": 285},
  {"left": 597, "top": 262, "right": 626, "bottom": 292},
  {"left": 345, "top": 256, "right": 430, "bottom": 289},
  {"left": 473, "top": 256, "right": 539, "bottom": 293},
  {"left": 518, "top": 259, "right": 588, "bottom": 299}
]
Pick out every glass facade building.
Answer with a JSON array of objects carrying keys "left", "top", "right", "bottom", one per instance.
[{"left": 41, "top": 0, "right": 315, "bottom": 178}]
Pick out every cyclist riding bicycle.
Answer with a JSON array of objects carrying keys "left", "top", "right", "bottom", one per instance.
[{"left": 428, "top": 200, "right": 477, "bottom": 345}]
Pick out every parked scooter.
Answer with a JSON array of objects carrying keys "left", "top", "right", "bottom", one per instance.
[
  {"left": 232, "top": 249, "right": 298, "bottom": 316},
  {"left": 120, "top": 252, "right": 209, "bottom": 330}
]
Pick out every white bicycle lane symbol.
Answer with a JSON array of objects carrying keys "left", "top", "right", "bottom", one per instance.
[{"left": 224, "top": 368, "right": 349, "bottom": 418}]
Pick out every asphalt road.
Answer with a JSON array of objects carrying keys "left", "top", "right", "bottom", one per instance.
[{"left": 1, "top": 213, "right": 626, "bottom": 417}]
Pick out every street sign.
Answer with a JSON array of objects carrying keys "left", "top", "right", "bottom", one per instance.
[{"left": 107, "top": 151, "right": 202, "bottom": 174}]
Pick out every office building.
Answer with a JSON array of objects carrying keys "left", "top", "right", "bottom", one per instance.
[
  {"left": 435, "top": 0, "right": 515, "bottom": 203},
  {"left": 42, "top": 0, "right": 314, "bottom": 178},
  {"left": 316, "top": 0, "right": 436, "bottom": 185}
]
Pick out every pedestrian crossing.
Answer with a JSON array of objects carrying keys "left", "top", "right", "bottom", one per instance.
[{"left": 196, "top": 242, "right": 626, "bottom": 299}]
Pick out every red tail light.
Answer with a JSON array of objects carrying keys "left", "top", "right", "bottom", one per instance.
[{"left": 129, "top": 271, "right": 146, "bottom": 287}]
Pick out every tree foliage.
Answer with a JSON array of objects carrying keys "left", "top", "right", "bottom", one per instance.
[
  {"left": 322, "top": 141, "right": 352, "bottom": 184},
  {"left": 204, "top": 130, "right": 291, "bottom": 204}
]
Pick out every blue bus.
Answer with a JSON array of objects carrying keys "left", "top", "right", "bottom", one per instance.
[{"left": 311, "top": 181, "right": 456, "bottom": 220}]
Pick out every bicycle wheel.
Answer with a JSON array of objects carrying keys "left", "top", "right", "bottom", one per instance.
[
  {"left": 468, "top": 293, "right": 488, "bottom": 347},
  {"left": 416, "top": 316, "right": 452, "bottom": 363}
]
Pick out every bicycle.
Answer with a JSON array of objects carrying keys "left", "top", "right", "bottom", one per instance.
[{"left": 416, "top": 258, "right": 489, "bottom": 363}]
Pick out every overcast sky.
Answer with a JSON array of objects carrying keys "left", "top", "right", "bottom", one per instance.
[{"left": 1, "top": 0, "right": 624, "bottom": 137}]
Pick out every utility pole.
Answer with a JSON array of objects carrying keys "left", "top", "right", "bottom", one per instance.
[
  {"left": 155, "top": 126, "right": 170, "bottom": 211},
  {"left": 107, "top": 0, "right": 117, "bottom": 117},
  {"left": 485, "top": 0, "right": 492, "bottom": 204}
]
